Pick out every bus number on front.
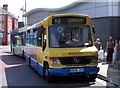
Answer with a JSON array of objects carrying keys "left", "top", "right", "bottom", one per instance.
[{"left": 55, "top": 18, "right": 61, "bottom": 24}]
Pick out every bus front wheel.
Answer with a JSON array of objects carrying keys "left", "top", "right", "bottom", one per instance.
[
  {"left": 88, "top": 74, "right": 97, "bottom": 82},
  {"left": 43, "top": 63, "right": 53, "bottom": 82},
  {"left": 22, "top": 50, "right": 25, "bottom": 58},
  {"left": 13, "top": 49, "right": 15, "bottom": 55}
]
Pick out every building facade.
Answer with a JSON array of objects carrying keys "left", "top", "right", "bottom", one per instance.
[
  {"left": 0, "top": 5, "right": 18, "bottom": 45},
  {"left": 23, "top": 1, "right": 120, "bottom": 49}
]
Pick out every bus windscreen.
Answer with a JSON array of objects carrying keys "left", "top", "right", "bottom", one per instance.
[{"left": 49, "top": 25, "right": 92, "bottom": 48}]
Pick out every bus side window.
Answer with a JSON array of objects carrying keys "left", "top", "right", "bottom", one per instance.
[
  {"left": 33, "top": 28, "right": 37, "bottom": 46},
  {"left": 21, "top": 33, "right": 26, "bottom": 45},
  {"left": 27, "top": 30, "right": 30, "bottom": 44},
  {"left": 15, "top": 35, "right": 21, "bottom": 45}
]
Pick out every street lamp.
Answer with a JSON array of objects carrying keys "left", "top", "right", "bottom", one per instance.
[
  {"left": 20, "top": 0, "right": 27, "bottom": 25},
  {"left": 20, "top": 7, "right": 25, "bottom": 22}
]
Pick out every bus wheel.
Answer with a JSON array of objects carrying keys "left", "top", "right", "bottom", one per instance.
[
  {"left": 22, "top": 50, "right": 25, "bottom": 58},
  {"left": 13, "top": 49, "right": 15, "bottom": 55},
  {"left": 88, "top": 74, "right": 97, "bottom": 82},
  {"left": 43, "top": 63, "right": 53, "bottom": 82},
  {"left": 28, "top": 57, "right": 31, "bottom": 66}
]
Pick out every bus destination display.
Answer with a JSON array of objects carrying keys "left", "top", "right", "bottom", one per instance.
[{"left": 52, "top": 17, "right": 86, "bottom": 24}]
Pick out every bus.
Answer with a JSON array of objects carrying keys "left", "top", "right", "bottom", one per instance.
[
  {"left": 11, "top": 14, "right": 99, "bottom": 82},
  {"left": 10, "top": 26, "right": 28, "bottom": 57}
]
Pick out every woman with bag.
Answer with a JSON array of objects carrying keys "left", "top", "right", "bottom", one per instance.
[{"left": 111, "top": 39, "right": 120, "bottom": 67}]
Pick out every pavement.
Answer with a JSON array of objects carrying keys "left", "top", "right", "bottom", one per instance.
[
  {"left": 0, "top": 45, "right": 120, "bottom": 87},
  {"left": 97, "top": 60, "right": 120, "bottom": 87}
]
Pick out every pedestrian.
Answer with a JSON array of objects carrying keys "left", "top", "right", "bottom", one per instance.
[
  {"left": 106, "top": 36, "right": 114, "bottom": 63},
  {"left": 111, "top": 39, "right": 120, "bottom": 67},
  {"left": 95, "top": 38, "right": 101, "bottom": 51}
]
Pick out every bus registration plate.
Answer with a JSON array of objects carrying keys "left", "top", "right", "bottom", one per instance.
[{"left": 70, "top": 68, "right": 84, "bottom": 73}]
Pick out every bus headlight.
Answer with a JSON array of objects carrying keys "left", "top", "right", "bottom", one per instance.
[{"left": 50, "top": 57, "right": 61, "bottom": 64}]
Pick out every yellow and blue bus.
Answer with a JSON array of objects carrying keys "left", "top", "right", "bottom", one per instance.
[{"left": 11, "top": 14, "right": 99, "bottom": 82}]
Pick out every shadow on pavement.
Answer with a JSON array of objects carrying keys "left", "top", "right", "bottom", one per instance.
[
  {"left": 5, "top": 65, "right": 45, "bottom": 86},
  {"left": 2, "top": 54, "right": 26, "bottom": 65}
]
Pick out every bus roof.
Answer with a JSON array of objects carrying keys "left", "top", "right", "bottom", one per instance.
[
  {"left": 27, "top": 21, "right": 42, "bottom": 30},
  {"left": 18, "top": 26, "right": 29, "bottom": 33},
  {"left": 27, "top": 14, "right": 90, "bottom": 30},
  {"left": 11, "top": 26, "right": 29, "bottom": 35},
  {"left": 51, "top": 14, "right": 90, "bottom": 17}
]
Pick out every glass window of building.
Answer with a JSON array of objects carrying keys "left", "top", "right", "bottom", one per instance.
[
  {"left": 2, "top": 15, "right": 4, "bottom": 20},
  {"left": 0, "top": 15, "right": 4, "bottom": 21},
  {"left": 0, "top": 24, "right": 2, "bottom": 30},
  {"left": 2, "top": 24, "right": 4, "bottom": 30},
  {"left": 0, "top": 15, "right": 2, "bottom": 21},
  {"left": 0, "top": 24, "right": 4, "bottom": 30},
  {"left": 0, "top": 33, "right": 4, "bottom": 38}
]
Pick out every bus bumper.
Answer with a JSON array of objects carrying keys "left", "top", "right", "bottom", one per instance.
[{"left": 49, "top": 66, "right": 99, "bottom": 76}]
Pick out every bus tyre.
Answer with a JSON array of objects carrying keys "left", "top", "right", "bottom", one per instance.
[
  {"left": 13, "top": 49, "right": 15, "bottom": 55},
  {"left": 22, "top": 50, "right": 25, "bottom": 58},
  {"left": 43, "top": 63, "right": 53, "bottom": 82},
  {"left": 28, "top": 57, "right": 31, "bottom": 66},
  {"left": 88, "top": 74, "right": 97, "bottom": 82},
  {"left": 10, "top": 46, "right": 12, "bottom": 52}
]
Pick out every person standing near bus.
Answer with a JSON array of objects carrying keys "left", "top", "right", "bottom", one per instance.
[
  {"left": 95, "top": 38, "right": 104, "bottom": 62},
  {"left": 95, "top": 38, "right": 101, "bottom": 51},
  {"left": 111, "top": 39, "right": 120, "bottom": 67},
  {"left": 106, "top": 36, "right": 114, "bottom": 63}
]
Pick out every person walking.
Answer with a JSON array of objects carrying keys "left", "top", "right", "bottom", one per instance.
[
  {"left": 111, "top": 39, "right": 120, "bottom": 67},
  {"left": 106, "top": 36, "right": 114, "bottom": 63}
]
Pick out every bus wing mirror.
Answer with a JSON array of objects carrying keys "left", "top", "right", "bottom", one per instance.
[{"left": 92, "top": 26, "right": 95, "bottom": 33}]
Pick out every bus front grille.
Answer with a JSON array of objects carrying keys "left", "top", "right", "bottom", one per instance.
[{"left": 59, "top": 57, "right": 91, "bottom": 65}]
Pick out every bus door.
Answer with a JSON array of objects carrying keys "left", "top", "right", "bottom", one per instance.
[{"left": 36, "top": 26, "right": 45, "bottom": 64}]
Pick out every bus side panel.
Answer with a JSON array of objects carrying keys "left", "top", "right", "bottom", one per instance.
[
  {"left": 37, "top": 63, "right": 44, "bottom": 76},
  {"left": 24, "top": 53, "right": 30, "bottom": 63},
  {"left": 35, "top": 47, "right": 44, "bottom": 76},
  {"left": 30, "top": 57, "right": 38, "bottom": 71},
  {"left": 12, "top": 45, "right": 24, "bottom": 58},
  {"left": 25, "top": 45, "right": 44, "bottom": 76}
]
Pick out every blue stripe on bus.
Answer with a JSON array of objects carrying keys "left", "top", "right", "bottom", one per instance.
[
  {"left": 37, "top": 63, "right": 44, "bottom": 76},
  {"left": 49, "top": 66, "right": 99, "bottom": 76},
  {"left": 25, "top": 54, "right": 44, "bottom": 76},
  {"left": 30, "top": 57, "right": 38, "bottom": 71},
  {"left": 25, "top": 54, "right": 29, "bottom": 63}
]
